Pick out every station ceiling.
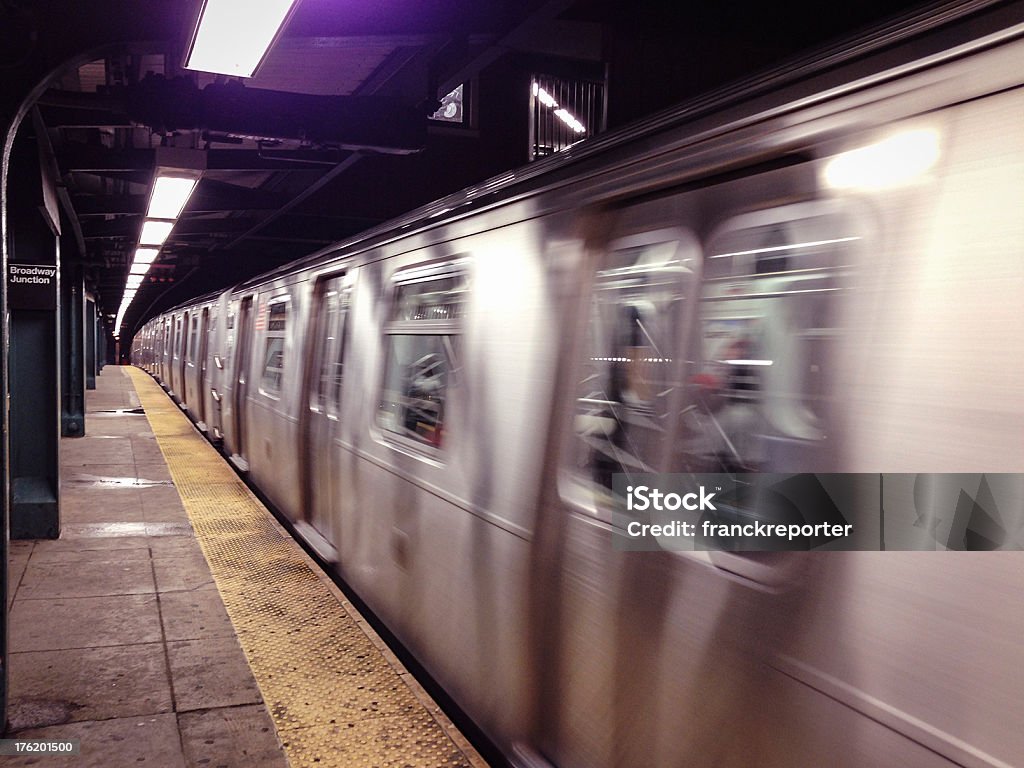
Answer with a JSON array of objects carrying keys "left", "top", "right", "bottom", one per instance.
[{"left": 10, "top": 0, "right": 923, "bottom": 340}]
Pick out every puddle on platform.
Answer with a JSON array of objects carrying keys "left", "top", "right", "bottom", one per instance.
[
  {"left": 60, "top": 522, "right": 194, "bottom": 538},
  {"left": 65, "top": 473, "right": 173, "bottom": 488}
]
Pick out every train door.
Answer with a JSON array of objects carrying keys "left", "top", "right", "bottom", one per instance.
[
  {"left": 154, "top": 324, "right": 162, "bottom": 374},
  {"left": 300, "top": 273, "right": 348, "bottom": 560},
  {"left": 537, "top": 164, "right": 871, "bottom": 766},
  {"left": 173, "top": 312, "right": 184, "bottom": 397},
  {"left": 230, "top": 295, "right": 254, "bottom": 470},
  {"left": 536, "top": 207, "right": 705, "bottom": 767},
  {"left": 196, "top": 306, "right": 210, "bottom": 428},
  {"left": 187, "top": 311, "right": 202, "bottom": 413},
  {"left": 207, "top": 305, "right": 223, "bottom": 441},
  {"left": 179, "top": 311, "right": 190, "bottom": 400},
  {"left": 161, "top": 318, "right": 171, "bottom": 383}
]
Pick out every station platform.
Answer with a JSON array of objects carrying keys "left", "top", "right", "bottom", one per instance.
[{"left": 6, "top": 366, "right": 487, "bottom": 768}]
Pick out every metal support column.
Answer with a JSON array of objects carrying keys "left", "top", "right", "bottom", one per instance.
[
  {"left": 97, "top": 318, "right": 107, "bottom": 371},
  {"left": 8, "top": 121, "right": 61, "bottom": 540},
  {"left": 61, "top": 259, "right": 85, "bottom": 437},
  {"left": 85, "top": 297, "right": 96, "bottom": 390}
]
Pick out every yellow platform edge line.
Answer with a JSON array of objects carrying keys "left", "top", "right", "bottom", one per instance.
[{"left": 125, "top": 367, "right": 487, "bottom": 768}]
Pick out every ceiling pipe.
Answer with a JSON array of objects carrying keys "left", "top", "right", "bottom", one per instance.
[{"left": 39, "top": 75, "right": 426, "bottom": 154}]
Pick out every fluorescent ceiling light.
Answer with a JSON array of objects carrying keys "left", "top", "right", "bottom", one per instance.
[
  {"left": 533, "top": 84, "right": 558, "bottom": 108},
  {"left": 533, "top": 84, "right": 585, "bottom": 133},
  {"left": 185, "top": 0, "right": 298, "bottom": 78},
  {"left": 129, "top": 263, "right": 149, "bottom": 276},
  {"left": 126, "top": 275, "right": 144, "bottom": 289},
  {"left": 134, "top": 247, "right": 160, "bottom": 266},
  {"left": 554, "top": 108, "right": 586, "bottom": 134},
  {"left": 140, "top": 220, "right": 174, "bottom": 246},
  {"left": 147, "top": 176, "right": 198, "bottom": 220},
  {"left": 823, "top": 128, "right": 939, "bottom": 191}
]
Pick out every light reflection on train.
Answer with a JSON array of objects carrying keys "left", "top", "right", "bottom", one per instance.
[{"left": 133, "top": 7, "right": 1024, "bottom": 766}]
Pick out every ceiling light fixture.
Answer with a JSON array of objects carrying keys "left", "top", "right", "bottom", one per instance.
[
  {"left": 184, "top": 0, "right": 299, "bottom": 78},
  {"left": 146, "top": 175, "right": 199, "bottom": 220},
  {"left": 134, "top": 247, "right": 160, "bottom": 266},
  {"left": 139, "top": 220, "right": 174, "bottom": 247},
  {"left": 117, "top": 154, "right": 205, "bottom": 340}
]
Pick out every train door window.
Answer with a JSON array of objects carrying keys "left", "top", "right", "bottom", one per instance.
[
  {"left": 188, "top": 314, "right": 199, "bottom": 364},
  {"left": 569, "top": 231, "right": 698, "bottom": 498},
  {"left": 259, "top": 300, "right": 288, "bottom": 398},
  {"left": 312, "top": 276, "right": 350, "bottom": 419},
  {"left": 681, "top": 201, "right": 859, "bottom": 473},
  {"left": 225, "top": 310, "right": 236, "bottom": 377},
  {"left": 331, "top": 295, "right": 351, "bottom": 417},
  {"left": 206, "top": 310, "right": 217, "bottom": 368},
  {"left": 201, "top": 308, "right": 213, "bottom": 371},
  {"left": 173, "top": 316, "right": 182, "bottom": 359},
  {"left": 377, "top": 265, "right": 467, "bottom": 450}
]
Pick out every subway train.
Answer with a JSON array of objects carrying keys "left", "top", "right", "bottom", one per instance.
[{"left": 132, "top": 4, "right": 1024, "bottom": 767}]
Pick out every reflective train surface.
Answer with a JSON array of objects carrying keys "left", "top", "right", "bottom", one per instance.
[{"left": 132, "top": 4, "right": 1024, "bottom": 766}]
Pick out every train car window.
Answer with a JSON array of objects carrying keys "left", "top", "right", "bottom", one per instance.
[
  {"left": 393, "top": 274, "right": 465, "bottom": 320},
  {"left": 259, "top": 300, "right": 288, "bottom": 398},
  {"left": 570, "top": 235, "right": 695, "bottom": 497},
  {"left": 174, "top": 315, "right": 183, "bottom": 359},
  {"left": 377, "top": 268, "right": 467, "bottom": 450},
  {"left": 680, "top": 202, "right": 857, "bottom": 473}
]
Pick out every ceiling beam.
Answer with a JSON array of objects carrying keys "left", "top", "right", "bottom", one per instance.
[
  {"left": 222, "top": 153, "right": 363, "bottom": 250},
  {"left": 71, "top": 185, "right": 286, "bottom": 216},
  {"left": 44, "top": 82, "right": 428, "bottom": 154},
  {"left": 59, "top": 145, "right": 372, "bottom": 173},
  {"left": 81, "top": 210, "right": 370, "bottom": 243}
]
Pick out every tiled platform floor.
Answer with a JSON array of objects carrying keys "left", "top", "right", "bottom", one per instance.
[
  {"left": 6, "top": 366, "right": 487, "bottom": 767},
  {"left": 6, "top": 367, "right": 287, "bottom": 767}
]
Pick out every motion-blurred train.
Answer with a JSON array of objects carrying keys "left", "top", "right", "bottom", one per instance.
[{"left": 132, "top": 3, "right": 1024, "bottom": 766}]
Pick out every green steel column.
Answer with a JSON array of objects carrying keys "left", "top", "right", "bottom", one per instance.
[
  {"left": 8, "top": 121, "right": 60, "bottom": 541},
  {"left": 85, "top": 297, "right": 96, "bottom": 390},
  {"left": 60, "top": 259, "right": 84, "bottom": 437}
]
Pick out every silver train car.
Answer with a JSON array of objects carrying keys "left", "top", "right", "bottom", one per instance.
[{"left": 132, "top": 5, "right": 1024, "bottom": 766}]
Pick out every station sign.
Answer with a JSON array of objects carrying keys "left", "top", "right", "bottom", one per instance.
[{"left": 8, "top": 263, "right": 57, "bottom": 310}]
